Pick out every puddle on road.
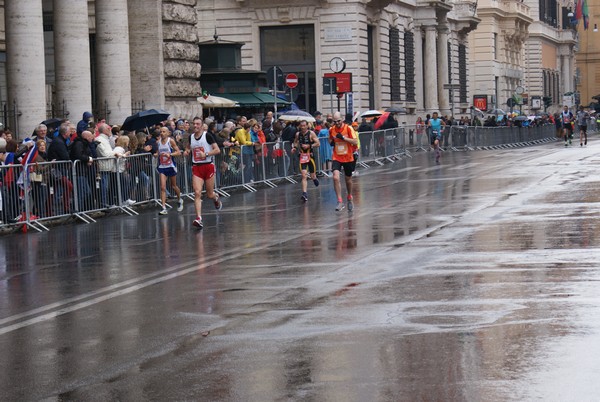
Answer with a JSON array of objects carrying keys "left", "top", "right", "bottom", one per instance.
[
  {"left": 465, "top": 218, "right": 600, "bottom": 251},
  {"left": 534, "top": 181, "right": 600, "bottom": 204}
]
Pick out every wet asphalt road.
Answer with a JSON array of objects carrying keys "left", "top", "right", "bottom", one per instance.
[{"left": 2, "top": 138, "right": 600, "bottom": 401}]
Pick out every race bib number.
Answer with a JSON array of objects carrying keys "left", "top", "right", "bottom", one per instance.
[
  {"left": 159, "top": 152, "right": 172, "bottom": 166},
  {"left": 299, "top": 153, "right": 310, "bottom": 164},
  {"left": 193, "top": 146, "right": 206, "bottom": 161},
  {"left": 335, "top": 142, "right": 348, "bottom": 155}
]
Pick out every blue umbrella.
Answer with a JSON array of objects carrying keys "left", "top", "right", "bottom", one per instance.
[
  {"left": 277, "top": 94, "right": 300, "bottom": 111},
  {"left": 121, "top": 109, "right": 171, "bottom": 132}
]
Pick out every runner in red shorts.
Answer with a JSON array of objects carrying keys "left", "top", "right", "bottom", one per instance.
[{"left": 184, "top": 116, "right": 222, "bottom": 229}]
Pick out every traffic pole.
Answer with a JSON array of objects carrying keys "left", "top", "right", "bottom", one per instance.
[
  {"left": 273, "top": 66, "right": 278, "bottom": 120},
  {"left": 329, "top": 78, "right": 334, "bottom": 115}
]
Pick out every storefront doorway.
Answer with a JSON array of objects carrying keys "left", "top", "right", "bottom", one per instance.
[{"left": 260, "top": 25, "right": 316, "bottom": 114}]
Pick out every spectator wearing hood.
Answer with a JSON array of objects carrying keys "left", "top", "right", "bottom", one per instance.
[{"left": 77, "top": 111, "right": 94, "bottom": 136}]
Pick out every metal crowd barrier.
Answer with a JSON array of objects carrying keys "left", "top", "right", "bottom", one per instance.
[
  {"left": 398, "top": 123, "right": 557, "bottom": 152},
  {"left": 0, "top": 123, "right": 566, "bottom": 233},
  {"left": 1, "top": 163, "right": 24, "bottom": 227}
]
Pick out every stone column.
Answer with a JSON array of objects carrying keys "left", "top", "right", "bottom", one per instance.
[
  {"left": 95, "top": 0, "right": 132, "bottom": 125},
  {"left": 567, "top": 51, "right": 574, "bottom": 94},
  {"left": 6, "top": 0, "right": 46, "bottom": 137},
  {"left": 561, "top": 54, "right": 570, "bottom": 95},
  {"left": 53, "top": 0, "right": 92, "bottom": 122},
  {"left": 128, "top": 0, "right": 164, "bottom": 111},
  {"left": 423, "top": 25, "right": 439, "bottom": 112},
  {"left": 414, "top": 25, "right": 424, "bottom": 112},
  {"left": 162, "top": 2, "right": 202, "bottom": 119},
  {"left": 437, "top": 24, "right": 450, "bottom": 115}
]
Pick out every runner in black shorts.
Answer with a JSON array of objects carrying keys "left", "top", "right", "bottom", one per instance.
[
  {"left": 576, "top": 105, "right": 589, "bottom": 147},
  {"left": 331, "top": 160, "right": 356, "bottom": 177},
  {"left": 561, "top": 105, "right": 574, "bottom": 146},
  {"left": 428, "top": 112, "right": 445, "bottom": 163},
  {"left": 329, "top": 111, "right": 359, "bottom": 211},
  {"left": 293, "top": 120, "right": 320, "bottom": 202}
]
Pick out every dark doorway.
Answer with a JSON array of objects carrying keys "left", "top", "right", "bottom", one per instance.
[{"left": 260, "top": 25, "right": 316, "bottom": 113}]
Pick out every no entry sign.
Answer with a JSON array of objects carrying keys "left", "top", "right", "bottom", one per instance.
[{"left": 285, "top": 73, "right": 298, "bottom": 89}]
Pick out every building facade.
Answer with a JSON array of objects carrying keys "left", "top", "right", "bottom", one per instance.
[
  {"left": 198, "top": 0, "right": 480, "bottom": 119},
  {"left": 575, "top": 0, "right": 600, "bottom": 108},
  {"left": 0, "top": 0, "right": 485, "bottom": 135},
  {"left": 470, "top": 0, "right": 578, "bottom": 114}
]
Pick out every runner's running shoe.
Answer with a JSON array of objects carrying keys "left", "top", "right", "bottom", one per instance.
[
  {"left": 159, "top": 209, "right": 168, "bottom": 215},
  {"left": 313, "top": 178, "right": 319, "bottom": 187},
  {"left": 193, "top": 217, "right": 203, "bottom": 229},
  {"left": 177, "top": 198, "right": 184, "bottom": 212},
  {"left": 301, "top": 192, "right": 308, "bottom": 202},
  {"left": 335, "top": 202, "right": 345, "bottom": 211},
  {"left": 214, "top": 194, "right": 222, "bottom": 210}
]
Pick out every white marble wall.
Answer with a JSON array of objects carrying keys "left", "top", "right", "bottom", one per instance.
[
  {"left": 53, "top": 0, "right": 92, "bottom": 123},
  {"left": 128, "top": 0, "right": 165, "bottom": 112},
  {"left": 6, "top": 0, "right": 46, "bottom": 136},
  {"left": 95, "top": 0, "right": 132, "bottom": 124}
]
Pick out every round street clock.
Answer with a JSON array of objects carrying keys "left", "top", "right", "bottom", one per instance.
[
  {"left": 515, "top": 86, "right": 524, "bottom": 95},
  {"left": 329, "top": 57, "right": 346, "bottom": 73}
]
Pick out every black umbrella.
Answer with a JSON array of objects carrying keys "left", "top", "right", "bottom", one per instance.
[
  {"left": 41, "top": 118, "right": 63, "bottom": 131},
  {"left": 513, "top": 115, "right": 528, "bottom": 121},
  {"left": 32, "top": 117, "right": 63, "bottom": 136},
  {"left": 385, "top": 106, "right": 407, "bottom": 114},
  {"left": 121, "top": 109, "right": 171, "bottom": 132}
]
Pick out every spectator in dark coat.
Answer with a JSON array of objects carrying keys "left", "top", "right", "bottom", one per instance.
[
  {"left": 70, "top": 130, "right": 96, "bottom": 209},
  {"left": 357, "top": 118, "right": 373, "bottom": 157},
  {"left": 47, "top": 124, "right": 71, "bottom": 161},
  {"left": 46, "top": 123, "right": 74, "bottom": 213},
  {"left": 281, "top": 121, "right": 298, "bottom": 174}
]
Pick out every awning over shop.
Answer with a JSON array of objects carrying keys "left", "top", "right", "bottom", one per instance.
[
  {"left": 220, "top": 93, "right": 290, "bottom": 107},
  {"left": 254, "top": 93, "right": 291, "bottom": 105}
]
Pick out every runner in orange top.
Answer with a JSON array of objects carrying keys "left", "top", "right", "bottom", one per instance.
[{"left": 329, "top": 111, "right": 358, "bottom": 211}]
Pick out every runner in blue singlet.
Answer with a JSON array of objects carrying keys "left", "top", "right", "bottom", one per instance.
[{"left": 428, "top": 112, "right": 446, "bottom": 163}]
